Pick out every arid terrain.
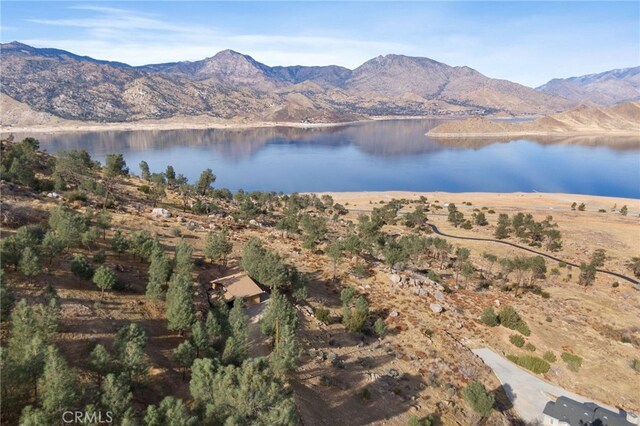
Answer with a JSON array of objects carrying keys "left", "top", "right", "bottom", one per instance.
[
  {"left": 427, "top": 102, "right": 640, "bottom": 137},
  {"left": 2, "top": 140, "right": 639, "bottom": 424}
]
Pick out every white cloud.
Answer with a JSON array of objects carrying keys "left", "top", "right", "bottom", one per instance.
[{"left": 24, "top": 6, "right": 408, "bottom": 69}]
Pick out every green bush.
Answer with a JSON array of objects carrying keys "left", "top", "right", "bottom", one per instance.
[
  {"left": 507, "top": 355, "right": 550, "bottom": 374},
  {"left": 70, "top": 254, "right": 94, "bottom": 279},
  {"left": 524, "top": 343, "right": 536, "bottom": 352},
  {"left": 543, "top": 351, "right": 557, "bottom": 363},
  {"left": 630, "top": 358, "right": 640, "bottom": 372},
  {"left": 561, "top": 352, "right": 582, "bottom": 372},
  {"left": 462, "top": 380, "right": 494, "bottom": 417},
  {"left": 509, "top": 334, "right": 525, "bottom": 348},
  {"left": 315, "top": 307, "right": 330, "bottom": 324},
  {"left": 407, "top": 415, "right": 435, "bottom": 426},
  {"left": 498, "top": 306, "right": 531, "bottom": 336},
  {"left": 481, "top": 307, "right": 498, "bottom": 327}
]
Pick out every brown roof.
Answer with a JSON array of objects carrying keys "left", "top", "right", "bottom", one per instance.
[{"left": 211, "top": 272, "right": 264, "bottom": 302}]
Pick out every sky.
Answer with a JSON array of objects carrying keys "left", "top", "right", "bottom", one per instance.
[{"left": 1, "top": 1, "right": 639, "bottom": 87}]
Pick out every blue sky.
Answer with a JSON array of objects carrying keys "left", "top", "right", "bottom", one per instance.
[{"left": 1, "top": 1, "right": 638, "bottom": 87}]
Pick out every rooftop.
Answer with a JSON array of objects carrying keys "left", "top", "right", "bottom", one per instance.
[{"left": 543, "top": 396, "right": 633, "bottom": 426}]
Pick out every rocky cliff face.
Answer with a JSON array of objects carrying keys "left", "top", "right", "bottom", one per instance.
[{"left": 0, "top": 41, "right": 606, "bottom": 124}]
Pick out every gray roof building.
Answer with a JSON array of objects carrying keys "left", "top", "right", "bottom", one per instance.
[{"left": 542, "top": 396, "right": 635, "bottom": 426}]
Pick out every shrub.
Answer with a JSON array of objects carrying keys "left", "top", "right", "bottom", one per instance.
[
  {"left": 507, "top": 355, "right": 550, "bottom": 374},
  {"left": 543, "top": 351, "right": 557, "bottom": 363},
  {"left": 408, "top": 415, "right": 435, "bottom": 426},
  {"left": 545, "top": 316, "right": 552, "bottom": 322},
  {"left": 358, "top": 388, "right": 372, "bottom": 401},
  {"left": 498, "top": 306, "right": 531, "bottom": 336},
  {"left": 352, "top": 264, "right": 369, "bottom": 279},
  {"left": 462, "top": 380, "right": 494, "bottom": 417},
  {"left": 561, "top": 352, "right": 582, "bottom": 372},
  {"left": 93, "top": 249, "right": 106, "bottom": 264},
  {"left": 65, "top": 190, "right": 88, "bottom": 202},
  {"left": 524, "top": 343, "right": 536, "bottom": 352},
  {"left": 315, "top": 307, "right": 330, "bottom": 324},
  {"left": 509, "top": 334, "right": 525, "bottom": 348},
  {"left": 374, "top": 318, "right": 387, "bottom": 337},
  {"left": 138, "top": 185, "right": 150, "bottom": 194},
  {"left": 70, "top": 254, "right": 94, "bottom": 279},
  {"left": 171, "top": 228, "right": 182, "bottom": 237},
  {"left": 481, "top": 307, "right": 498, "bottom": 327},
  {"left": 629, "top": 358, "right": 640, "bottom": 372},
  {"left": 612, "top": 282, "right": 619, "bottom": 288}
]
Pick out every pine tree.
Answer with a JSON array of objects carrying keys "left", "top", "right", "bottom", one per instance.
[
  {"left": 222, "top": 335, "right": 247, "bottom": 366},
  {"left": 39, "top": 346, "right": 78, "bottom": 420},
  {"left": 19, "top": 406, "right": 48, "bottom": 426},
  {"left": 146, "top": 247, "right": 171, "bottom": 300},
  {"left": 120, "top": 341, "right": 149, "bottom": 384},
  {"left": 89, "top": 344, "right": 113, "bottom": 379},
  {"left": 173, "top": 241, "right": 194, "bottom": 278},
  {"left": 270, "top": 323, "right": 298, "bottom": 377},
  {"left": 205, "top": 303, "right": 229, "bottom": 349},
  {"left": 494, "top": 213, "right": 511, "bottom": 239},
  {"left": 191, "top": 320, "right": 209, "bottom": 358},
  {"left": 41, "top": 232, "right": 64, "bottom": 265},
  {"left": 260, "top": 291, "right": 297, "bottom": 337},
  {"left": 143, "top": 405, "right": 163, "bottom": 426},
  {"left": 96, "top": 211, "right": 112, "bottom": 240},
  {"left": 191, "top": 357, "right": 295, "bottom": 425},
  {"left": 204, "top": 228, "right": 233, "bottom": 267},
  {"left": 114, "top": 324, "right": 148, "bottom": 358},
  {"left": 157, "top": 396, "right": 197, "bottom": 426},
  {"left": 93, "top": 266, "right": 117, "bottom": 298},
  {"left": 166, "top": 274, "right": 195, "bottom": 335},
  {"left": 19, "top": 247, "right": 41, "bottom": 282},
  {"left": 189, "top": 357, "right": 220, "bottom": 409},
  {"left": 100, "top": 373, "right": 132, "bottom": 420},
  {"left": 173, "top": 341, "right": 196, "bottom": 380},
  {"left": 111, "top": 230, "right": 129, "bottom": 257},
  {"left": 326, "top": 241, "right": 344, "bottom": 281}
]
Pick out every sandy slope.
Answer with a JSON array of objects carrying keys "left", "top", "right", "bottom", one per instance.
[{"left": 427, "top": 102, "right": 640, "bottom": 137}]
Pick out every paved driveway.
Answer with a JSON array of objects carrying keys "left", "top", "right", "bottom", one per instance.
[{"left": 472, "top": 348, "right": 621, "bottom": 424}]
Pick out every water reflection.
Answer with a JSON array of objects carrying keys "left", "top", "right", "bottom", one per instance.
[{"left": 5, "top": 119, "right": 639, "bottom": 197}]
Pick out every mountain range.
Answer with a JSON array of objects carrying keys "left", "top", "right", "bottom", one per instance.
[{"left": 1, "top": 41, "right": 638, "bottom": 124}]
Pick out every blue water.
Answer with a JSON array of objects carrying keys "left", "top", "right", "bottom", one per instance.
[{"left": 19, "top": 119, "right": 640, "bottom": 197}]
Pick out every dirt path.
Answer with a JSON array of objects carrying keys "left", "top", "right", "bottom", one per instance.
[{"left": 427, "top": 224, "right": 640, "bottom": 285}]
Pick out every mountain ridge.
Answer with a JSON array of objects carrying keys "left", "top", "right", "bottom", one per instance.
[
  {"left": 1, "top": 42, "right": 634, "bottom": 124},
  {"left": 537, "top": 66, "right": 640, "bottom": 106}
]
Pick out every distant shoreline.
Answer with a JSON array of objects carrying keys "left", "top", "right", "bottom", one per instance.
[
  {"left": 427, "top": 130, "right": 640, "bottom": 138},
  {"left": 0, "top": 114, "right": 531, "bottom": 135}
]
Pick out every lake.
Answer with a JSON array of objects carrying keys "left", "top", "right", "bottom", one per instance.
[{"left": 13, "top": 119, "right": 640, "bottom": 198}]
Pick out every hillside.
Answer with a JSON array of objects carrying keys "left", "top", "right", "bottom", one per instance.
[
  {"left": 427, "top": 102, "right": 640, "bottom": 137},
  {"left": 537, "top": 67, "right": 640, "bottom": 106},
  {"left": 1, "top": 42, "right": 576, "bottom": 125},
  {"left": 2, "top": 137, "right": 639, "bottom": 425}
]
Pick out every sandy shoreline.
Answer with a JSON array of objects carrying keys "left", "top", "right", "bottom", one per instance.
[
  {"left": 0, "top": 114, "right": 465, "bottom": 135},
  {"left": 314, "top": 191, "right": 640, "bottom": 206},
  {"left": 427, "top": 130, "right": 640, "bottom": 138}
]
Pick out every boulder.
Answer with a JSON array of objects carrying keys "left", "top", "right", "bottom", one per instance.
[
  {"left": 430, "top": 303, "right": 443, "bottom": 314},
  {"left": 388, "top": 273, "right": 402, "bottom": 284},
  {"left": 46, "top": 192, "right": 62, "bottom": 199},
  {"left": 434, "top": 291, "right": 445, "bottom": 300},
  {"left": 389, "top": 309, "right": 400, "bottom": 318},
  {"left": 151, "top": 208, "right": 171, "bottom": 218}
]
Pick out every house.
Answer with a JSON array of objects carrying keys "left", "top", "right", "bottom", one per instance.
[
  {"left": 542, "top": 396, "right": 635, "bottom": 426},
  {"left": 210, "top": 272, "right": 266, "bottom": 307}
]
